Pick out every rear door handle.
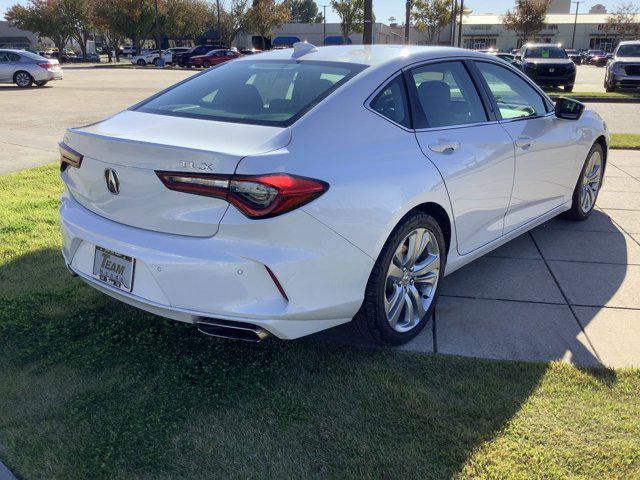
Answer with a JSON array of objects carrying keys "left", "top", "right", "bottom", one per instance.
[
  {"left": 515, "top": 136, "right": 533, "bottom": 149},
  {"left": 428, "top": 140, "right": 460, "bottom": 154}
]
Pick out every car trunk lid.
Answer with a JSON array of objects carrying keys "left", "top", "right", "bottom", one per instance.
[{"left": 62, "top": 110, "right": 291, "bottom": 237}]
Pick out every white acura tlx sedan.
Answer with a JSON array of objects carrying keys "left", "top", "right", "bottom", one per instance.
[{"left": 59, "top": 43, "right": 608, "bottom": 345}]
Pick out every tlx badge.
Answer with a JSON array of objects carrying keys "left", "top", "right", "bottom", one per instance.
[{"left": 179, "top": 161, "right": 216, "bottom": 171}]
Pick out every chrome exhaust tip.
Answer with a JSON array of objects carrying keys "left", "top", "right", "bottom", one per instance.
[{"left": 197, "top": 319, "right": 270, "bottom": 343}]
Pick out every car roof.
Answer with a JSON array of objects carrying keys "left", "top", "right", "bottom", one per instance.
[
  {"left": 235, "top": 44, "right": 488, "bottom": 69},
  {"left": 617, "top": 40, "right": 640, "bottom": 46},
  {"left": 524, "top": 43, "right": 564, "bottom": 48}
]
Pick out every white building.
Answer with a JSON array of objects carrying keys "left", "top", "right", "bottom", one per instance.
[{"left": 459, "top": 12, "right": 640, "bottom": 52}]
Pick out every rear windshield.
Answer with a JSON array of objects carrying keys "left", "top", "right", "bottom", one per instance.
[
  {"left": 135, "top": 59, "right": 367, "bottom": 126},
  {"left": 617, "top": 44, "right": 640, "bottom": 57},
  {"left": 524, "top": 46, "right": 567, "bottom": 59}
]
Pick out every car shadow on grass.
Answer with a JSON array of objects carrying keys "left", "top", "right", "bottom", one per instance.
[{"left": 0, "top": 239, "right": 624, "bottom": 478}]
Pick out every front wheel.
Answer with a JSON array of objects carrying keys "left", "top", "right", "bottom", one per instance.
[
  {"left": 564, "top": 143, "right": 604, "bottom": 221},
  {"left": 137, "top": 59, "right": 146, "bottom": 66},
  {"left": 153, "top": 58, "right": 161, "bottom": 67},
  {"left": 14, "top": 71, "right": 33, "bottom": 88},
  {"left": 564, "top": 84, "right": 574, "bottom": 92},
  {"left": 357, "top": 213, "right": 445, "bottom": 345},
  {"left": 203, "top": 60, "right": 211, "bottom": 68},
  {"left": 605, "top": 79, "right": 616, "bottom": 92}
]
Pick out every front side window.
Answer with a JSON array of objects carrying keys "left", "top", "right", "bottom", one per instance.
[
  {"left": 0, "top": 53, "right": 8, "bottom": 63},
  {"left": 369, "top": 74, "right": 410, "bottom": 128},
  {"left": 409, "top": 61, "right": 488, "bottom": 129},
  {"left": 475, "top": 61, "right": 548, "bottom": 119},
  {"left": 136, "top": 60, "right": 366, "bottom": 126}
]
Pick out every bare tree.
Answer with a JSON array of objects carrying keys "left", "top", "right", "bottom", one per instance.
[
  {"left": 217, "top": 0, "right": 251, "bottom": 48},
  {"left": 412, "top": 0, "right": 452, "bottom": 45},
  {"left": 605, "top": 2, "right": 640, "bottom": 40},
  {"left": 502, "top": 0, "right": 552, "bottom": 45}
]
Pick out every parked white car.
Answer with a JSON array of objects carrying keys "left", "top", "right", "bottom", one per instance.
[
  {"left": 59, "top": 44, "right": 608, "bottom": 344},
  {"left": 0, "top": 49, "right": 63, "bottom": 87},
  {"left": 131, "top": 47, "right": 190, "bottom": 66}
]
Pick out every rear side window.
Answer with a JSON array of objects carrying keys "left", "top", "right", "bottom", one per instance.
[
  {"left": 409, "top": 61, "right": 487, "bottom": 129},
  {"left": 136, "top": 59, "right": 366, "bottom": 126},
  {"left": 475, "top": 61, "right": 548, "bottom": 119},
  {"left": 370, "top": 75, "right": 411, "bottom": 128}
]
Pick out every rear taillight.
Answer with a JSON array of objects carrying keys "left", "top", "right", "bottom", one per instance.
[
  {"left": 155, "top": 171, "right": 328, "bottom": 219},
  {"left": 59, "top": 142, "right": 83, "bottom": 171},
  {"left": 37, "top": 62, "right": 54, "bottom": 69}
]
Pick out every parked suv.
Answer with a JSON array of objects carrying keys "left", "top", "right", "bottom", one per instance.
[
  {"left": 605, "top": 40, "right": 640, "bottom": 92},
  {"left": 514, "top": 43, "right": 576, "bottom": 92}
]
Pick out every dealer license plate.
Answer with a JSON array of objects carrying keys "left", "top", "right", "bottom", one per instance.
[{"left": 92, "top": 246, "right": 135, "bottom": 292}]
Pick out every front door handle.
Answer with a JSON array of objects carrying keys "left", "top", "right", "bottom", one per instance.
[
  {"left": 515, "top": 136, "right": 533, "bottom": 149},
  {"left": 428, "top": 140, "right": 460, "bottom": 154}
]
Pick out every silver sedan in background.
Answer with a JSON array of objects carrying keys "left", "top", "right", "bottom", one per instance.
[{"left": 0, "top": 49, "right": 63, "bottom": 87}]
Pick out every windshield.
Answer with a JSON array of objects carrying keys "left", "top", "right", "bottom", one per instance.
[
  {"left": 135, "top": 59, "right": 366, "bottom": 127},
  {"left": 617, "top": 44, "right": 640, "bottom": 57},
  {"left": 524, "top": 46, "right": 568, "bottom": 59}
]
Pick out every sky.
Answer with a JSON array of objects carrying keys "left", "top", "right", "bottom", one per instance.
[{"left": 0, "top": 0, "right": 629, "bottom": 24}]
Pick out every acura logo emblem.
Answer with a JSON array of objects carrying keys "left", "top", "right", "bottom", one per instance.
[{"left": 105, "top": 169, "right": 120, "bottom": 195}]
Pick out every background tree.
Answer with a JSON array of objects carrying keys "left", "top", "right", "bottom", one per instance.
[
  {"left": 60, "top": 0, "right": 94, "bottom": 56},
  {"left": 161, "top": 0, "right": 213, "bottom": 44},
  {"left": 502, "top": 0, "right": 552, "bottom": 45},
  {"left": 92, "top": 0, "right": 124, "bottom": 61},
  {"left": 605, "top": 2, "right": 640, "bottom": 40},
  {"left": 330, "top": 0, "right": 366, "bottom": 43},
  {"left": 92, "top": 0, "right": 155, "bottom": 54},
  {"left": 411, "top": 0, "right": 451, "bottom": 44},
  {"left": 287, "top": 0, "right": 322, "bottom": 23},
  {"left": 5, "top": 0, "right": 74, "bottom": 54},
  {"left": 217, "top": 0, "right": 251, "bottom": 48},
  {"left": 246, "top": 0, "right": 290, "bottom": 50}
]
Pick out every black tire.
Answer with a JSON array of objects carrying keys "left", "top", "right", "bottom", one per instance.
[
  {"left": 13, "top": 71, "right": 33, "bottom": 88},
  {"left": 564, "top": 142, "right": 605, "bottom": 221},
  {"left": 153, "top": 58, "right": 161, "bottom": 67},
  {"left": 137, "top": 59, "right": 146, "bottom": 66},
  {"left": 564, "top": 84, "right": 574, "bottom": 92},
  {"left": 357, "top": 213, "right": 446, "bottom": 345},
  {"left": 605, "top": 80, "right": 615, "bottom": 93},
  {"left": 34, "top": 80, "right": 48, "bottom": 87},
  {"left": 203, "top": 60, "right": 211, "bottom": 68}
]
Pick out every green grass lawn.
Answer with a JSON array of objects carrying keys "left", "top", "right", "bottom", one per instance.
[
  {"left": 544, "top": 89, "right": 640, "bottom": 100},
  {"left": 611, "top": 133, "right": 640, "bottom": 150},
  {"left": 1, "top": 165, "right": 639, "bottom": 479}
]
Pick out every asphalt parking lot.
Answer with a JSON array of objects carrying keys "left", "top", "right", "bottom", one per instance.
[{"left": 1, "top": 65, "right": 639, "bottom": 368}]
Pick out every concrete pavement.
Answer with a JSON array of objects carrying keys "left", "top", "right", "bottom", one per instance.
[{"left": 321, "top": 149, "right": 640, "bottom": 369}]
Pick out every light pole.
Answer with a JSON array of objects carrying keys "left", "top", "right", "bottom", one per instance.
[
  {"left": 217, "top": 0, "right": 221, "bottom": 45},
  {"left": 457, "top": 0, "right": 464, "bottom": 47},
  {"left": 322, "top": 5, "right": 328, "bottom": 45},
  {"left": 405, "top": 0, "right": 411, "bottom": 44},
  {"left": 363, "top": 0, "right": 373, "bottom": 44},
  {"left": 571, "top": 1, "right": 582, "bottom": 49},
  {"left": 450, "top": 0, "right": 456, "bottom": 46},
  {"left": 154, "top": 0, "right": 160, "bottom": 50}
]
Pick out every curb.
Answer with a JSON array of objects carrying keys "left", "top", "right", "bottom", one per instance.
[{"left": 0, "top": 460, "right": 17, "bottom": 480}]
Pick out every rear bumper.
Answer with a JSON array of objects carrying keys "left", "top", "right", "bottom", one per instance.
[
  {"left": 33, "top": 69, "right": 63, "bottom": 81},
  {"left": 59, "top": 190, "right": 374, "bottom": 339}
]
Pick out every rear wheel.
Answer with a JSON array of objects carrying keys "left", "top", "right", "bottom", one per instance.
[
  {"left": 564, "top": 143, "right": 604, "bottom": 221},
  {"left": 14, "top": 71, "right": 33, "bottom": 88},
  {"left": 203, "top": 60, "right": 211, "bottom": 68},
  {"left": 137, "top": 59, "right": 146, "bottom": 66},
  {"left": 357, "top": 213, "right": 445, "bottom": 345},
  {"left": 153, "top": 58, "right": 161, "bottom": 67}
]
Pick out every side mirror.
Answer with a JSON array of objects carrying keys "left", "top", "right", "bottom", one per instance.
[{"left": 555, "top": 97, "right": 585, "bottom": 120}]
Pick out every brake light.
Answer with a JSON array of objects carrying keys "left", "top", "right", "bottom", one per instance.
[
  {"left": 59, "top": 142, "right": 83, "bottom": 171},
  {"left": 37, "top": 62, "right": 54, "bottom": 69},
  {"left": 155, "top": 171, "right": 328, "bottom": 219}
]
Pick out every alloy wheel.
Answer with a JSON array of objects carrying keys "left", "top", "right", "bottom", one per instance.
[
  {"left": 580, "top": 149, "right": 603, "bottom": 213},
  {"left": 384, "top": 228, "right": 440, "bottom": 332},
  {"left": 15, "top": 72, "right": 31, "bottom": 87}
]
